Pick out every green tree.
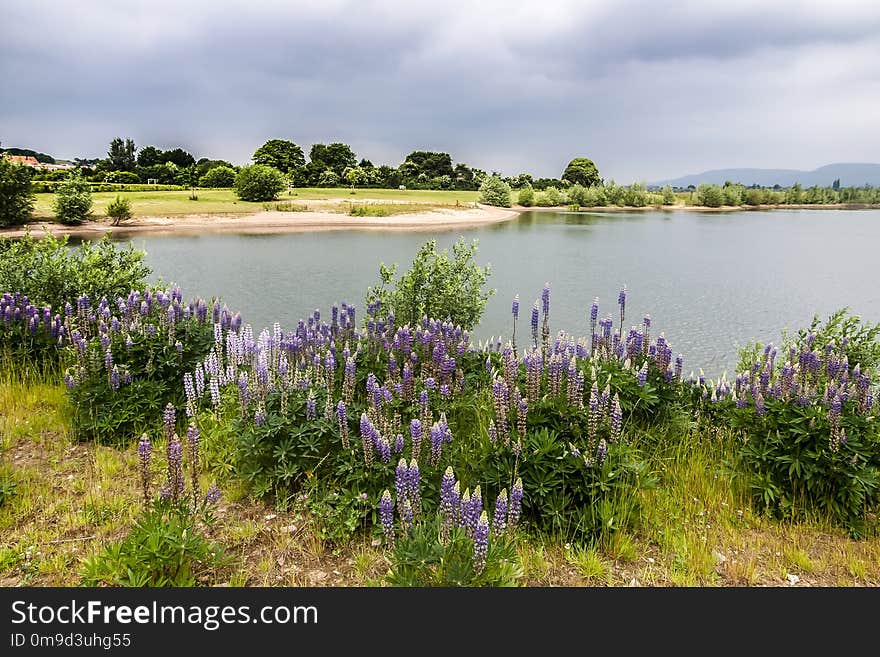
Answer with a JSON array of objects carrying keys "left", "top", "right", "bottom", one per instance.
[
  {"left": 162, "top": 148, "right": 196, "bottom": 168},
  {"left": 0, "top": 157, "right": 35, "bottom": 227},
  {"left": 517, "top": 185, "right": 535, "bottom": 207},
  {"left": 107, "top": 138, "right": 137, "bottom": 171},
  {"left": 400, "top": 151, "right": 454, "bottom": 183},
  {"left": 695, "top": 183, "right": 723, "bottom": 208},
  {"left": 479, "top": 175, "right": 511, "bottom": 207},
  {"left": 106, "top": 195, "right": 133, "bottom": 226},
  {"left": 195, "top": 158, "right": 234, "bottom": 177},
  {"left": 53, "top": 171, "right": 93, "bottom": 224},
  {"left": 137, "top": 146, "right": 164, "bottom": 167},
  {"left": 309, "top": 143, "right": 357, "bottom": 176},
  {"left": 234, "top": 164, "right": 286, "bottom": 202},
  {"left": 366, "top": 238, "right": 494, "bottom": 329},
  {"left": 317, "top": 169, "right": 340, "bottom": 187},
  {"left": 253, "top": 139, "right": 305, "bottom": 174},
  {"left": 562, "top": 157, "right": 601, "bottom": 187},
  {"left": 661, "top": 185, "right": 676, "bottom": 205},
  {"left": 199, "top": 166, "right": 236, "bottom": 188}
]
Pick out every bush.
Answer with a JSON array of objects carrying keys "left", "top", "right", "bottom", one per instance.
[
  {"left": 479, "top": 175, "right": 511, "bottom": 207},
  {"left": 0, "top": 233, "right": 150, "bottom": 309},
  {"left": 53, "top": 171, "right": 93, "bottom": 224},
  {"left": 562, "top": 157, "right": 601, "bottom": 187},
  {"left": 722, "top": 184, "right": 743, "bottom": 206},
  {"left": 603, "top": 180, "right": 624, "bottom": 205},
  {"left": 105, "top": 171, "right": 141, "bottom": 184},
  {"left": 567, "top": 184, "right": 588, "bottom": 207},
  {"left": 106, "top": 195, "right": 133, "bottom": 226},
  {"left": 517, "top": 185, "right": 534, "bottom": 207},
  {"left": 699, "top": 311, "right": 880, "bottom": 536},
  {"left": 0, "top": 157, "right": 34, "bottom": 227},
  {"left": 65, "top": 288, "right": 227, "bottom": 444},
  {"left": 234, "top": 164, "right": 285, "bottom": 202},
  {"left": 535, "top": 186, "right": 564, "bottom": 207},
  {"left": 199, "top": 165, "right": 236, "bottom": 188},
  {"left": 661, "top": 185, "right": 676, "bottom": 205},
  {"left": 621, "top": 183, "right": 649, "bottom": 207},
  {"left": 366, "top": 237, "right": 494, "bottom": 329},
  {"left": 695, "top": 184, "right": 724, "bottom": 208}
]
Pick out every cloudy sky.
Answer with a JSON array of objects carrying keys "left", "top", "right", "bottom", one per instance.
[{"left": 1, "top": 0, "right": 878, "bottom": 181}]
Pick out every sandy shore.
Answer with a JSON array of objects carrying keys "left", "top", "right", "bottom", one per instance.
[{"left": 1, "top": 204, "right": 521, "bottom": 238}]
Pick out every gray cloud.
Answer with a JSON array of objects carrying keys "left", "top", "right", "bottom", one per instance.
[{"left": 1, "top": 0, "right": 878, "bottom": 181}]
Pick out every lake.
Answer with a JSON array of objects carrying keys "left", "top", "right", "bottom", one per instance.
[{"left": 113, "top": 209, "right": 880, "bottom": 378}]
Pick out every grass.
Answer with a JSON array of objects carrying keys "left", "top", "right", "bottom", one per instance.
[
  {"left": 2, "top": 373, "right": 880, "bottom": 586},
  {"left": 31, "top": 188, "right": 482, "bottom": 220}
]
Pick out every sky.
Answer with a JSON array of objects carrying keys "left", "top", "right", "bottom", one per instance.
[{"left": 1, "top": 0, "right": 879, "bottom": 182}]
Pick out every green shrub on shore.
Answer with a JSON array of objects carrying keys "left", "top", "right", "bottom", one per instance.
[
  {"left": 53, "top": 171, "right": 93, "bottom": 224},
  {"left": 517, "top": 185, "right": 535, "bottom": 207},
  {"left": 0, "top": 157, "right": 35, "bottom": 227},
  {"left": 234, "top": 164, "right": 286, "bottom": 202},
  {"left": 199, "top": 165, "right": 236, "bottom": 188},
  {"left": 696, "top": 183, "right": 724, "bottom": 208},
  {"left": 106, "top": 195, "right": 133, "bottom": 225},
  {"left": 479, "top": 175, "right": 511, "bottom": 208}
]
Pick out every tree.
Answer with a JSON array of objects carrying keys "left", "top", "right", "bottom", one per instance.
[
  {"left": 517, "top": 185, "right": 534, "bottom": 207},
  {"left": 479, "top": 175, "right": 511, "bottom": 207},
  {"left": 106, "top": 195, "right": 132, "bottom": 226},
  {"left": 400, "top": 151, "right": 454, "bottom": 182},
  {"left": 343, "top": 166, "right": 369, "bottom": 188},
  {"left": 365, "top": 237, "right": 494, "bottom": 330},
  {"left": 137, "top": 146, "right": 164, "bottom": 167},
  {"left": 695, "top": 183, "right": 723, "bottom": 208},
  {"left": 196, "top": 158, "right": 235, "bottom": 177},
  {"left": 562, "top": 157, "right": 600, "bottom": 187},
  {"left": 661, "top": 185, "right": 676, "bottom": 205},
  {"left": 309, "top": 143, "right": 357, "bottom": 175},
  {"left": 162, "top": 147, "right": 196, "bottom": 168},
  {"left": 199, "top": 166, "right": 236, "bottom": 188},
  {"left": 0, "top": 157, "right": 35, "bottom": 227},
  {"left": 253, "top": 139, "right": 305, "bottom": 174},
  {"left": 234, "top": 164, "right": 286, "bottom": 201},
  {"left": 107, "top": 138, "right": 137, "bottom": 171},
  {"left": 53, "top": 171, "right": 93, "bottom": 224},
  {"left": 317, "top": 169, "right": 340, "bottom": 187}
]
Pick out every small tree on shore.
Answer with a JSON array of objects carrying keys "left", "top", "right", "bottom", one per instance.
[
  {"left": 0, "top": 157, "right": 35, "bottom": 227},
  {"left": 479, "top": 175, "right": 511, "bottom": 207},
  {"left": 54, "top": 171, "right": 93, "bottom": 224},
  {"left": 234, "top": 164, "right": 286, "bottom": 202},
  {"left": 106, "top": 195, "right": 133, "bottom": 226}
]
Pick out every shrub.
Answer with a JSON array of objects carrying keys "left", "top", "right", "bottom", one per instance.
[
  {"left": 517, "top": 185, "right": 534, "bottom": 207},
  {"left": 53, "top": 171, "right": 93, "bottom": 224},
  {"left": 567, "top": 184, "right": 588, "bottom": 207},
  {"left": 0, "top": 157, "right": 34, "bottom": 227},
  {"left": 64, "top": 288, "right": 230, "bottom": 444},
  {"left": 604, "top": 180, "right": 624, "bottom": 205},
  {"left": 699, "top": 311, "right": 880, "bottom": 536},
  {"left": 106, "top": 195, "right": 133, "bottom": 225},
  {"left": 562, "top": 157, "right": 601, "bottom": 187},
  {"left": 722, "top": 184, "right": 743, "bottom": 206},
  {"left": 695, "top": 184, "right": 724, "bottom": 208},
  {"left": 199, "top": 165, "right": 236, "bottom": 188},
  {"left": 621, "top": 183, "right": 649, "bottom": 207},
  {"left": 263, "top": 201, "right": 309, "bottom": 212},
  {"left": 105, "top": 171, "right": 141, "bottom": 184},
  {"left": 234, "top": 164, "right": 285, "bottom": 202},
  {"left": 366, "top": 237, "right": 494, "bottom": 329},
  {"left": 0, "top": 233, "right": 150, "bottom": 309},
  {"left": 479, "top": 175, "right": 511, "bottom": 207},
  {"left": 661, "top": 185, "right": 676, "bottom": 205},
  {"left": 535, "top": 186, "right": 564, "bottom": 207}
]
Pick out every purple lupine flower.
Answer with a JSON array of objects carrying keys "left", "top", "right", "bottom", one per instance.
[
  {"left": 439, "top": 466, "right": 458, "bottom": 542},
  {"left": 473, "top": 511, "right": 490, "bottom": 574},
  {"left": 104, "top": 348, "right": 113, "bottom": 373},
  {"left": 154, "top": 399, "right": 173, "bottom": 440},
  {"left": 137, "top": 434, "right": 152, "bottom": 506},
  {"left": 460, "top": 488, "right": 474, "bottom": 535},
  {"left": 186, "top": 423, "right": 200, "bottom": 497},
  {"left": 488, "top": 419, "right": 498, "bottom": 443},
  {"left": 337, "top": 401, "right": 350, "bottom": 449},
  {"left": 166, "top": 435, "right": 185, "bottom": 503},
  {"left": 429, "top": 422, "right": 443, "bottom": 466},
  {"left": 610, "top": 394, "right": 622, "bottom": 442},
  {"left": 596, "top": 438, "right": 608, "bottom": 465},
  {"left": 425, "top": 377, "right": 436, "bottom": 390},
  {"left": 492, "top": 489, "right": 508, "bottom": 537},
  {"left": 618, "top": 285, "right": 627, "bottom": 326},
  {"left": 394, "top": 433, "right": 404, "bottom": 454},
  {"left": 637, "top": 363, "right": 648, "bottom": 387},
  {"left": 306, "top": 394, "right": 317, "bottom": 420},
  {"left": 541, "top": 283, "right": 550, "bottom": 317},
  {"left": 209, "top": 376, "right": 221, "bottom": 407},
  {"left": 109, "top": 366, "right": 121, "bottom": 390},
  {"left": 410, "top": 418, "right": 423, "bottom": 462},
  {"left": 674, "top": 354, "right": 683, "bottom": 382},
  {"left": 359, "top": 413, "right": 374, "bottom": 466},
  {"left": 380, "top": 490, "right": 395, "bottom": 548},
  {"left": 377, "top": 436, "right": 391, "bottom": 463},
  {"left": 531, "top": 301, "right": 540, "bottom": 346},
  {"left": 512, "top": 295, "right": 520, "bottom": 320},
  {"left": 408, "top": 459, "right": 421, "bottom": 519},
  {"left": 205, "top": 483, "right": 221, "bottom": 506},
  {"left": 508, "top": 478, "right": 523, "bottom": 529}
]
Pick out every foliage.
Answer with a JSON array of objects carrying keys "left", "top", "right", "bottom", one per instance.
[
  {"left": 0, "top": 470, "right": 17, "bottom": 507},
  {"left": 234, "top": 164, "right": 286, "bottom": 202},
  {"left": 478, "top": 175, "right": 511, "bottom": 207},
  {"left": 309, "top": 143, "right": 357, "bottom": 177},
  {"left": 53, "top": 171, "right": 93, "bottom": 224},
  {"left": 562, "top": 157, "right": 601, "bottom": 187},
  {"left": 65, "top": 288, "right": 223, "bottom": 444},
  {"left": 81, "top": 503, "right": 224, "bottom": 586},
  {"left": 106, "top": 138, "right": 137, "bottom": 172},
  {"left": 0, "top": 157, "right": 35, "bottom": 227},
  {"left": 535, "top": 186, "right": 565, "bottom": 207},
  {"left": 0, "top": 233, "right": 150, "bottom": 309},
  {"left": 661, "top": 185, "right": 676, "bottom": 205},
  {"left": 386, "top": 514, "right": 522, "bottom": 586},
  {"left": 366, "top": 237, "right": 494, "bottom": 329},
  {"left": 106, "top": 195, "right": 133, "bottom": 226},
  {"left": 199, "top": 165, "right": 236, "bottom": 188},
  {"left": 517, "top": 184, "right": 535, "bottom": 207},
  {"left": 105, "top": 171, "right": 141, "bottom": 184},
  {"left": 253, "top": 139, "right": 305, "bottom": 174},
  {"left": 699, "top": 310, "right": 880, "bottom": 535},
  {"left": 695, "top": 184, "right": 724, "bottom": 208}
]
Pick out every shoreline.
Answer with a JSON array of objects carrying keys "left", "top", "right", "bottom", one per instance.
[
  {"left": 1, "top": 204, "right": 521, "bottom": 238},
  {"left": 3, "top": 201, "right": 877, "bottom": 239}
]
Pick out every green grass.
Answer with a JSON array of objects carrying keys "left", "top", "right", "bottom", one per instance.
[{"left": 31, "top": 188, "right": 482, "bottom": 219}]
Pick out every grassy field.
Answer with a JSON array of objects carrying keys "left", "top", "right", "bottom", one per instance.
[
  {"left": 2, "top": 374, "right": 878, "bottom": 587},
  {"left": 32, "top": 188, "right": 482, "bottom": 219}
]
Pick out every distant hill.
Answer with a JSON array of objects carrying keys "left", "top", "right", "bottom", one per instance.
[{"left": 653, "top": 163, "right": 880, "bottom": 188}]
